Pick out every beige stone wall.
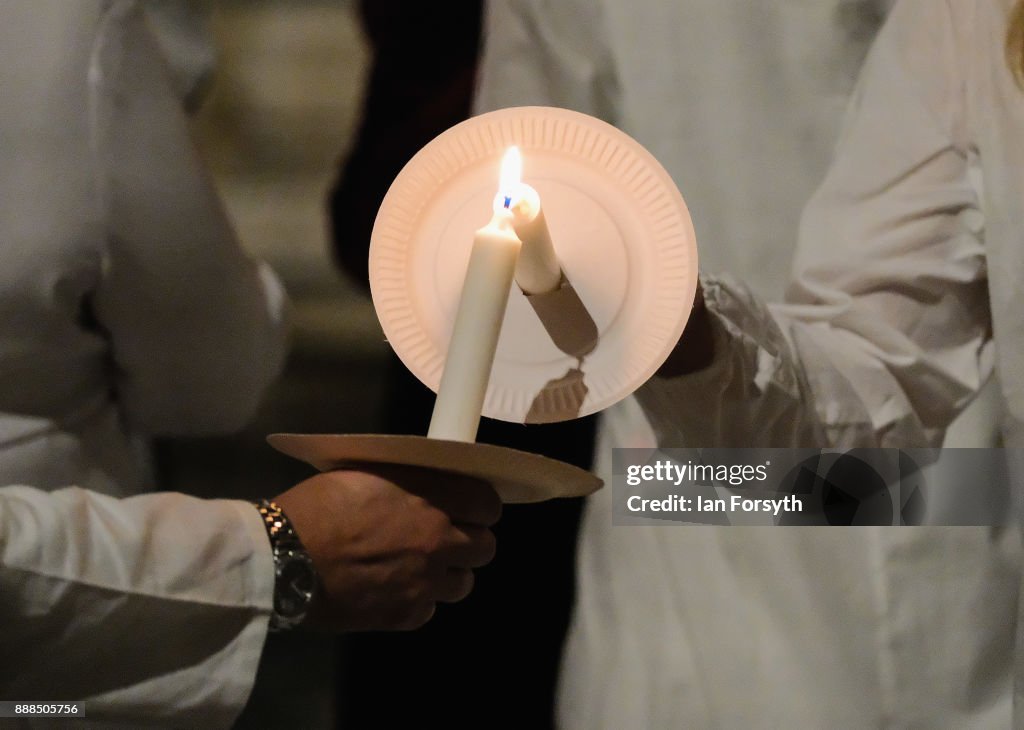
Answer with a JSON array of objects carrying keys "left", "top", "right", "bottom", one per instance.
[{"left": 191, "top": 1, "right": 386, "bottom": 358}]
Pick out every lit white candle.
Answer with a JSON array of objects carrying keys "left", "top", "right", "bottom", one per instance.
[
  {"left": 493, "top": 147, "right": 562, "bottom": 295},
  {"left": 510, "top": 183, "right": 562, "bottom": 294},
  {"left": 428, "top": 149, "right": 524, "bottom": 442}
]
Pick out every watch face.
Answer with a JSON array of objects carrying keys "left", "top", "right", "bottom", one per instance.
[{"left": 275, "top": 555, "right": 317, "bottom": 618}]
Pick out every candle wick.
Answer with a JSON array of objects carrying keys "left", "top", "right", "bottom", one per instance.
[{"left": 503, "top": 195, "right": 512, "bottom": 209}]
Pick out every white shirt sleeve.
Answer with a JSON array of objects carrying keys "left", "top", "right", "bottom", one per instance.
[
  {"left": 636, "top": 0, "right": 991, "bottom": 449},
  {"left": 0, "top": 484, "right": 274, "bottom": 727},
  {"left": 88, "top": 1, "right": 289, "bottom": 436}
]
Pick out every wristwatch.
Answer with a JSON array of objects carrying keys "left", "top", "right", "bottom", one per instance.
[{"left": 254, "top": 499, "right": 318, "bottom": 631}]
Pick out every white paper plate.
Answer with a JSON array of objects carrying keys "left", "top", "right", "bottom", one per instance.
[
  {"left": 369, "top": 106, "right": 698, "bottom": 424},
  {"left": 267, "top": 433, "right": 603, "bottom": 504}
]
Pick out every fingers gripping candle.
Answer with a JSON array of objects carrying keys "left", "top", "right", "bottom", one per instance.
[{"left": 427, "top": 149, "right": 524, "bottom": 442}]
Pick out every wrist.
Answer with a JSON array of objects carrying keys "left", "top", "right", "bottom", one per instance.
[
  {"left": 253, "top": 499, "right": 319, "bottom": 631},
  {"left": 656, "top": 284, "right": 715, "bottom": 377}
]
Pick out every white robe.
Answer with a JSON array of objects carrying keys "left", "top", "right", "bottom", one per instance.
[
  {"left": 0, "top": 1, "right": 286, "bottom": 724},
  {"left": 477, "top": 0, "right": 1021, "bottom": 726}
]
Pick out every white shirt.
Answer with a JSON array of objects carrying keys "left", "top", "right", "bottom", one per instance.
[
  {"left": 0, "top": 1, "right": 285, "bottom": 724},
  {"left": 0, "top": 485, "right": 274, "bottom": 727},
  {"left": 477, "top": 0, "right": 1021, "bottom": 726}
]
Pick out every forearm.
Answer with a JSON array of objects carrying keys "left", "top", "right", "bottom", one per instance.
[
  {"left": 636, "top": 274, "right": 978, "bottom": 450},
  {"left": 638, "top": 0, "right": 992, "bottom": 451},
  {"left": 0, "top": 485, "right": 273, "bottom": 727},
  {"left": 638, "top": 275, "right": 830, "bottom": 448}
]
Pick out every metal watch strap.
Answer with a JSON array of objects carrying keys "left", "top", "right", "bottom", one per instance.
[{"left": 254, "top": 499, "right": 317, "bottom": 632}]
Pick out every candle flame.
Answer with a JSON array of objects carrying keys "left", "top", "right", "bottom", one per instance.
[{"left": 498, "top": 146, "right": 522, "bottom": 208}]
